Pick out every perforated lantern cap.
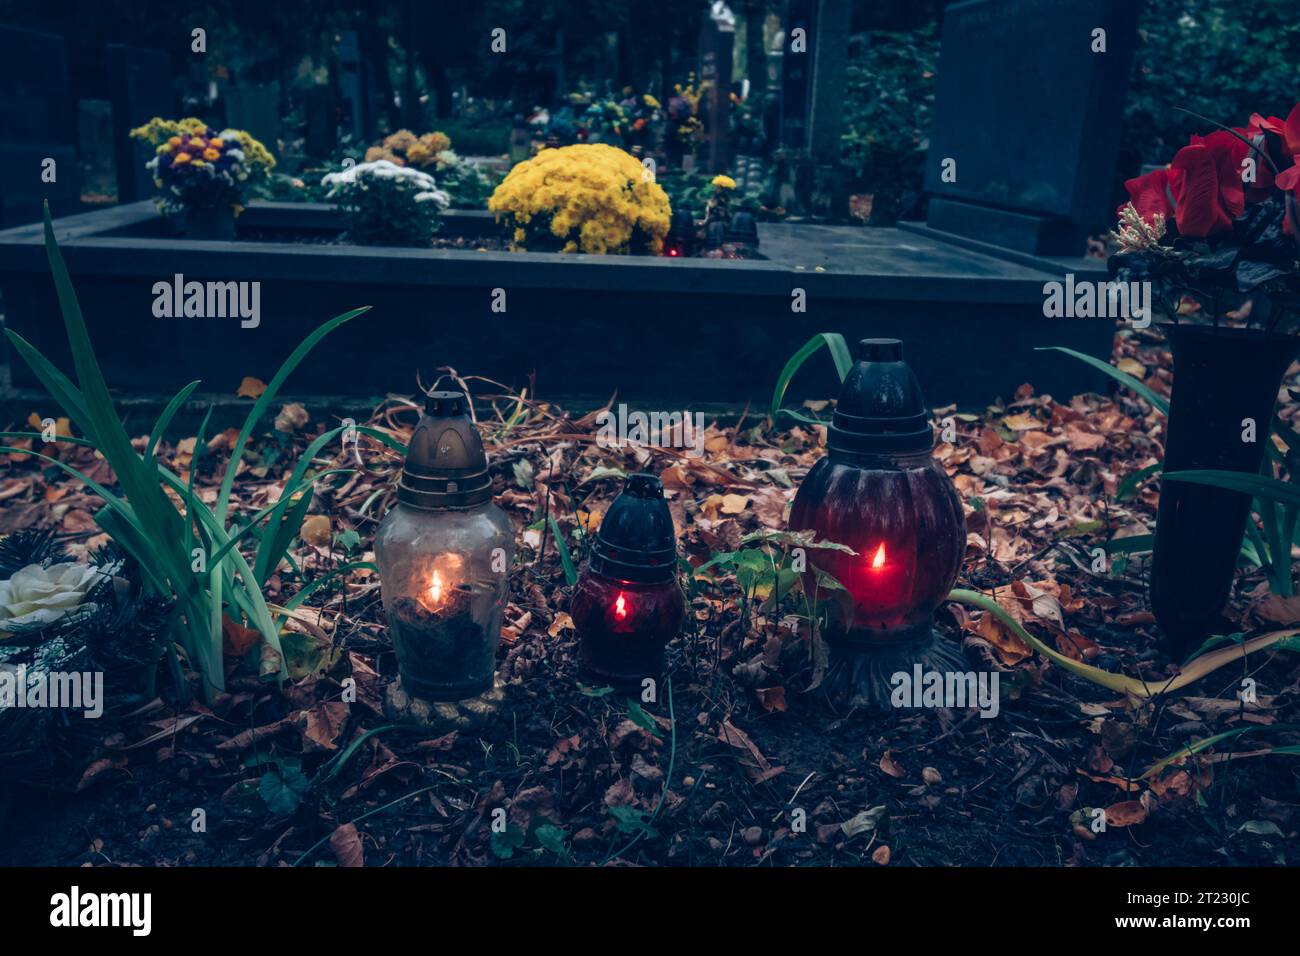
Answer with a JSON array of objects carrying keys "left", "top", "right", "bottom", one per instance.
[
  {"left": 828, "top": 338, "right": 934, "bottom": 457},
  {"left": 396, "top": 390, "right": 493, "bottom": 510},
  {"left": 589, "top": 473, "right": 678, "bottom": 583}
]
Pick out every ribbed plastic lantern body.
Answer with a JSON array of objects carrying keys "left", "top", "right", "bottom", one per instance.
[
  {"left": 375, "top": 391, "right": 515, "bottom": 701},
  {"left": 788, "top": 339, "right": 965, "bottom": 648},
  {"left": 571, "top": 473, "right": 685, "bottom": 687}
]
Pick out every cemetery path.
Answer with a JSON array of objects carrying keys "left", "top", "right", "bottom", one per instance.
[{"left": 1, "top": 330, "right": 1298, "bottom": 867}]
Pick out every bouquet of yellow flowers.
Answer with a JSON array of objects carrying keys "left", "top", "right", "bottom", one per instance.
[
  {"left": 488, "top": 144, "right": 670, "bottom": 255},
  {"left": 130, "top": 117, "right": 275, "bottom": 214}
]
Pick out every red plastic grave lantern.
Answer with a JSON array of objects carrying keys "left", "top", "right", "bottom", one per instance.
[
  {"left": 788, "top": 339, "right": 966, "bottom": 705},
  {"left": 570, "top": 473, "right": 685, "bottom": 687}
]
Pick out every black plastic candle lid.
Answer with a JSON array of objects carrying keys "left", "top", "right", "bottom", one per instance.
[
  {"left": 589, "top": 473, "right": 678, "bottom": 583},
  {"left": 828, "top": 338, "right": 933, "bottom": 456},
  {"left": 397, "top": 390, "right": 494, "bottom": 510}
]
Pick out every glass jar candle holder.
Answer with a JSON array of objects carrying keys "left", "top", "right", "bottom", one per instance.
[{"left": 376, "top": 390, "right": 514, "bottom": 702}]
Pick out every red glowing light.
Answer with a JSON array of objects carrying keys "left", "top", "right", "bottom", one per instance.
[
  {"left": 614, "top": 592, "right": 629, "bottom": 620},
  {"left": 870, "top": 542, "right": 887, "bottom": 570},
  {"left": 667, "top": 248, "right": 680, "bottom": 257}
]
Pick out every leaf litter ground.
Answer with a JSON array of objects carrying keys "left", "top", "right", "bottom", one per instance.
[{"left": 1, "top": 329, "right": 1298, "bottom": 867}]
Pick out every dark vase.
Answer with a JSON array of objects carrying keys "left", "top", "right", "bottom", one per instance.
[
  {"left": 185, "top": 204, "right": 236, "bottom": 241},
  {"left": 1151, "top": 324, "right": 1300, "bottom": 656}
]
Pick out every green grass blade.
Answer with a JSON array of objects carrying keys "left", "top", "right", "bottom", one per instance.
[
  {"left": 1164, "top": 469, "right": 1300, "bottom": 508},
  {"left": 770, "top": 332, "right": 850, "bottom": 422},
  {"left": 549, "top": 515, "right": 578, "bottom": 586},
  {"left": 4, "top": 330, "right": 94, "bottom": 437},
  {"left": 216, "top": 306, "right": 372, "bottom": 524},
  {"left": 1037, "top": 346, "right": 1170, "bottom": 415},
  {"left": 146, "top": 380, "right": 202, "bottom": 460}
]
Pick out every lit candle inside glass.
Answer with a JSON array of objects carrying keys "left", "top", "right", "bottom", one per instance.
[
  {"left": 869, "top": 542, "right": 887, "bottom": 571},
  {"left": 417, "top": 554, "right": 466, "bottom": 614}
]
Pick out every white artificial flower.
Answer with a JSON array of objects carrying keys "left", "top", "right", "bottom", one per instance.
[
  {"left": 414, "top": 189, "right": 451, "bottom": 208},
  {"left": 0, "top": 562, "right": 104, "bottom": 635},
  {"left": 321, "top": 159, "right": 443, "bottom": 197}
]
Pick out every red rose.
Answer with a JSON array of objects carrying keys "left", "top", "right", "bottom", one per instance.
[
  {"left": 1187, "top": 131, "right": 1247, "bottom": 215},
  {"left": 1248, "top": 103, "right": 1300, "bottom": 157},
  {"left": 1168, "top": 142, "right": 1238, "bottom": 237},
  {"left": 1121, "top": 167, "right": 1174, "bottom": 225}
]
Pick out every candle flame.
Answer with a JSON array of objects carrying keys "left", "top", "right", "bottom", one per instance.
[
  {"left": 870, "top": 542, "right": 887, "bottom": 570},
  {"left": 429, "top": 570, "right": 444, "bottom": 606},
  {"left": 614, "top": 592, "right": 629, "bottom": 620}
]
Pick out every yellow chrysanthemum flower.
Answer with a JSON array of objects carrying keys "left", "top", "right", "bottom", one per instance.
[
  {"left": 489, "top": 143, "right": 670, "bottom": 255},
  {"left": 712, "top": 175, "right": 736, "bottom": 190},
  {"left": 173, "top": 152, "right": 192, "bottom": 165},
  {"left": 202, "top": 148, "right": 221, "bottom": 161}
]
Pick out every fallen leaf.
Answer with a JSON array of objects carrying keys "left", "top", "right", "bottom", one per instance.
[
  {"left": 222, "top": 613, "right": 261, "bottom": 658},
  {"left": 1105, "top": 800, "right": 1148, "bottom": 827},
  {"left": 879, "top": 750, "right": 907, "bottom": 779},
  {"left": 329, "top": 823, "right": 364, "bottom": 867},
  {"left": 300, "top": 514, "right": 331, "bottom": 547},
  {"left": 755, "top": 686, "right": 787, "bottom": 713},
  {"left": 237, "top": 376, "right": 267, "bottom": 399},
  {"left": 721, "top": 493, "right": 749, "bottom": 515},
  {"left": 841, "top": 805, "right": 887, "bottom": 838},
  {"left": 274, "top": 402, "right": 309, "bottom": 433},
  {"left": 298, "top": 701, "right": 349, "bottom": 752}
]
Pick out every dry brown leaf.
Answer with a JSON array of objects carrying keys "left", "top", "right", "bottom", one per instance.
[
  {"left": 237, "top": 376, "right": 267, "bottom": 399},
  {"left": 299, "top": 701, "right": 349, "bottom": 752},
  {"left": 755, "top": 686, "right": 787, "bottom": 713},
  {"left": 1105, "top": 800, "right": 1148, "bottom": 827},
  {"left": 721, "top": 493, "right": 749, "bottom": 515},
  {"left": 879, "top": 750, "right": 907, "bottom": 779},
  {"left": 222, "top": 613, "right": 261, "bottom": 658},
  {"left": 300, "top": 514, "right": 331, "bottom": 547},
  {"left": 329, "top": 823, "right": 364, "bottom": 867}
]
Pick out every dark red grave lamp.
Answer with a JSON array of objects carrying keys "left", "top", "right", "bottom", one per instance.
[
  {"left": 570, "top": 473, "right": 685, "bottom": 688},
  {"left": 375, "top": 391, "right": 514, "bottom": 707},
  {"left": 788, "top": 339, "right": 967, "bottom": 706}
]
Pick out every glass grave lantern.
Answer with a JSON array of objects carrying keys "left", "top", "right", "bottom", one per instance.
[
  {"left": 570, "top": 473, "right": 685, "bottom": 688},
  {"left": 788, "top": 339, "right": 967, "bottom": 706},
  {"left": 376, "top": 390, "right": 514, "bottom": 705}
]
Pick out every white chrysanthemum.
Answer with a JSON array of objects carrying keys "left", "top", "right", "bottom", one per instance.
[
  {"left": 414, "top": 189, "right": 451, "bottom": 207},
  {"left": 0, "top": 563, "right": 104, "bottom": 635},
  {"left": 321, "top": 159, "right": 444, "bottom": 199}
]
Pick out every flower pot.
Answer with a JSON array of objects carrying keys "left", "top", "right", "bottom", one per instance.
[
  {"left": 1150, "top": 324, "right": 1300, "bottom": 655},
  {"left": 185, "top": 204, "right": 236, "bottom": 241}
]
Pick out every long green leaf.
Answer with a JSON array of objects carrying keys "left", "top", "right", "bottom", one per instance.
[
  {"left": 770, "top": 332, "right": 852, "bottom": 422},
  {"left": 1164, "top": 469, "right": 1300, "bottom": 509},
  {"left": 145, "top": 379, "right": 202, "bottom": 461},
  {"left": 216, "top": 306, "right": 371, "bottom": 524},
  {"left": 549, "top": 515, "right": 578, "bottom": 586},
  {"left": 1037, "top": 346, "right": 1170, "bottom": 415}
]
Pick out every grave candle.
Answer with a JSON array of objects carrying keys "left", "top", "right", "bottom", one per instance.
[
  {"left": 570, "top": 473, "right": 685, "bottom": 687},
  {"left": 376, "top": 390, "right": 514, "bottom": 702},
  {"left": 788, "top": 339, "right": 967, "bottom": 705}
]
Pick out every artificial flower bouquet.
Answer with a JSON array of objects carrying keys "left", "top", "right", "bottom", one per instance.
[
  {"left": 321, "top": 159, "right": 450, "bottom": 247},
  {"left": 364, "top": 128, "right": 493, "bottom": 209},
  {"left": 129, "top": 117, "right": 275, "bottom": 215},
  {"left": 1112, "top": 104, "right": 1300, "bottom": 333},
  {"left": 488, "top": 143, "right": 670, "bottom": 255}
]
